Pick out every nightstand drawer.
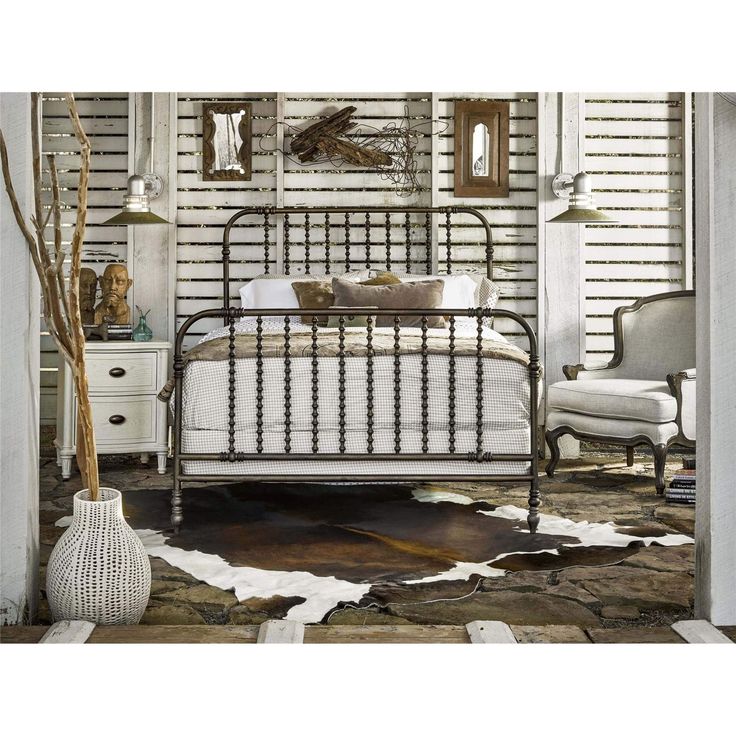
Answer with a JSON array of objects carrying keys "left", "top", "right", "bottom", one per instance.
[
  {"left": 80, "top": 395, "right": 158, "bottom": 446},
  {"left": 85, "top": 352, "right": 158, "bottom": 394}
]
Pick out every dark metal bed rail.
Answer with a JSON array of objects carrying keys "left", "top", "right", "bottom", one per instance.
[
  {"left": 221, "top": 206, "right": 494, "bottom": 315},
  {"left": 172, "top": 306, "right": 540, "bottom": 535}
]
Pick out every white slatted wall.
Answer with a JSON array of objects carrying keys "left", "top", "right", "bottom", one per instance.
[
  {"left": 584, "top": 93, "right": 691, "bottom": 360},
  {"left": 39, "top": 92, "right": 691, "bottom": 422},
  {"left": 175, "top": 92, "right": 538, "bottom": 349},
  {"left": 176, "top": 93, "right": 279, "bottom": 347},
  {"left": 40, "top": 93, "right": 130, "bottom": 423},
  {"left": 437, "top": 94, "right": 537, "bottom": 341}
]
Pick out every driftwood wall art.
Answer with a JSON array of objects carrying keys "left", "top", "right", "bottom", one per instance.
[
  {"left": 290, "top": 106, "right": 392, "bottom": 168},
  {"left": 262, "top": 105, "right": 447, "bottom": 197}
]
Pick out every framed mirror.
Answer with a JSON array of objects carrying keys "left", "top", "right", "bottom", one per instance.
[
  {"left": 202, "top": 102, "right": 252, "bottom": 181},
  {"left": 453, "top": 101, "right": 509, "bottom": 197}
]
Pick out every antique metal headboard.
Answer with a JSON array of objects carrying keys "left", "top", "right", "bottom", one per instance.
[{"left": 220, "top": 206, "right": 493, "bottom": 310}]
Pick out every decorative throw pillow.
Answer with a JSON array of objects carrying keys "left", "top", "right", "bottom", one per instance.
[
  {"left": 291, "top": 281, "right": 334, "bottom": 326},
  {"left": 398, "top": 273, "right": 476, "bottom": 310},
  {"left": 400, "top": 273, "right": 501, "bottom": 327},
  {"left": 291, "top": 272, "right": 402, "bottom": 326},
  {"left": 363, "top": 271, "right": 402, "bottom": 286},
  {"left": 326, "top": 307, "right": 377, "bottom": 329},
  {"left": 331, "top": 278, "right": 445, "bottom": 328}
]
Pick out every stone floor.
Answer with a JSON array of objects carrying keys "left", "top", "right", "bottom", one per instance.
[{"left": 37, "top": 431, "right": 696, "bottom": 642}]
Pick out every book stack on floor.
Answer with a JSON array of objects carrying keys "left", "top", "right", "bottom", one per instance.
[
  {"left": 665, "top": 457, "right": 696, "bottom": 504},
  {"left": 106, "top": 323, "right": 132, "bottom": 340}
]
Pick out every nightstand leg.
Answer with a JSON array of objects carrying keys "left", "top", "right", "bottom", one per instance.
[
  {"left": 157, "top": 452, "right": 167, "bottom": 474},
  {"left": 61, "top": 456, "right": 72, "bottom": 480},
  {"left": 140, "top": 452, "right": 150, "bottom": 465}
]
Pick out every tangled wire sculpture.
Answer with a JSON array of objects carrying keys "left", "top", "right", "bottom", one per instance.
[{"left": 259, "top": 106, "right": 448, "bottom": 197}]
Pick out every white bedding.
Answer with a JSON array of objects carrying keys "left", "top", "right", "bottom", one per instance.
[{"left": 179, "top": 320, "right": 539, "bottom": 477}]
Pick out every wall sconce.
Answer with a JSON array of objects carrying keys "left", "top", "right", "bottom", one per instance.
[
  {"left": 103, "top": 174, "right": 169, "bottom": 225},
  {"left": 103, "top": 92, "right": 170, "bottom": 226},
  {"left": 547, "top": 171, "right": 617, "bottom": 223}
]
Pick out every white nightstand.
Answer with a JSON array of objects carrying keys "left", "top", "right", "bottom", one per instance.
[{"left": 55, "top": 341, "right": 171, "bottom": 479}]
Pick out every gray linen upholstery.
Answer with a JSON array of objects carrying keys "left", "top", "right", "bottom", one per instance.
[
  {"left": 547, "top": 379, "right": 677, "bottom": 423},
  {"left": 575, "top": 294, "right": 695, "bottom": 382}
]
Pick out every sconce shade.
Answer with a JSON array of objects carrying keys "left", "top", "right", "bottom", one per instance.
[
  {"left": 103, "top": 210, "right": 170, "bottom": 225},
  {"left": 547, "top": 171, "right": 617, "bottom": 224},
  {"left": 103, "top": 174, "right": 170, "bottom": 226},
  {"left": 547, "top": 207, "right": 617, "bottom": 224}
]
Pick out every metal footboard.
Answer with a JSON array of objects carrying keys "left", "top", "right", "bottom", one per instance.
[{"left": 171, "top": 306, "right": 540, "bottom": 534}]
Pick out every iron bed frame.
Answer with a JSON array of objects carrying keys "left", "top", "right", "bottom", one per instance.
[{"left": 171, "top": 206, "right": 541, "bottom": 534}]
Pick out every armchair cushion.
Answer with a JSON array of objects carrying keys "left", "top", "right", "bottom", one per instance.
[{"left": 547, "top": 379, "right": 677, "bottom": 423}]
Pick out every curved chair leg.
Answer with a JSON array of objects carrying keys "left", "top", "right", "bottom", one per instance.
[
  {"left": 626, "top": 446, "right": 635, "bottom": 467},
  {"left": 652, "top": 443, "right": 668, "bottom": 495},
  {"left": 545, "top": 429, "right": 562, "bottom": 477}
]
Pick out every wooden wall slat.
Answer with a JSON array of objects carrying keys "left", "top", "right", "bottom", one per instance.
[{"left": 583, "top": 94, "right": 688, "bottom": 361}]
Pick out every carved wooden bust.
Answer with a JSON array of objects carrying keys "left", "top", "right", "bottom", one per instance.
[
  {"left": 94, "top": 263, "right": 133, "bottom": 325},
  {"left": 79, "top": 267, "right": 98, "bottom": 325}
]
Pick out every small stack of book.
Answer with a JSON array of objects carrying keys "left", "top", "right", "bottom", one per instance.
[
  {"left": 665, "top": 457, "right": 696, "bottom": 504},
  {"left": 106, "top": 323, "right": 132, "bottom": 341}
]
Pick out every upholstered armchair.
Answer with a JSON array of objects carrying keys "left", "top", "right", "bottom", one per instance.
[{"left": 545, "top": 291, "right": 695, "bottom": 493}]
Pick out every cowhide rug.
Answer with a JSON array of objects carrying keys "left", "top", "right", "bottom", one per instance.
[{"left": 57, "top": 482, "right": 692, "bottom": 623}]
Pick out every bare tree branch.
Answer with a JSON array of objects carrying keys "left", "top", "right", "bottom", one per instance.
[
  {"left": 65, "top": 91, "right": 99, "bottom": 501},
  {"left": 47, "top": 153, "right": 71, "bottom": 326}
]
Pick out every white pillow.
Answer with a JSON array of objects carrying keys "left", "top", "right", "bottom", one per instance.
[{"left": 239, "top": 271, "right": 372, "bottom": 311}]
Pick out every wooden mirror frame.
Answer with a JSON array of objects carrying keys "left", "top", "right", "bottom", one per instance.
[
  {"left": 453, "top": 101, "right": 509, "bottom": 198},
  {"left": 202, "top": 102, "right": 252, "bottom": 181}
]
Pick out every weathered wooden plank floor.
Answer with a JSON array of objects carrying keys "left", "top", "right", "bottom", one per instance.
[
  {"left": 0, "top": 624, "right": 471, "bottom": 644},
  {"left": 4, "top": 621, "right": 717, "bottom": 644}
]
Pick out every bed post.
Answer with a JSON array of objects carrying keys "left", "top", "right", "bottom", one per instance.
[
  {"left": 527, "top": 338, "right": 541, "bottom": 534},
  {"left": 171, "top": 336, "right": 185, "bottom": 534}
]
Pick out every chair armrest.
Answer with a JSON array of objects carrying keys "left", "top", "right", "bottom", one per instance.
[
  {"left": 667, "top": 369, "right": 696, "bottom": 443},
  {"left": 563, "top": 362, "right": 618, "bottom": 381}
]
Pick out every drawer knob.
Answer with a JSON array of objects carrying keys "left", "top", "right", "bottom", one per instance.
[
  {"left": 108, "top": 414, "right": 126, "bottom": 425},
  {"left": 109, "top": 367, "right": 126, "bottom": 377}
]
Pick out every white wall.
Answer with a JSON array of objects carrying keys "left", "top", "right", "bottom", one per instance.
[
  {"left": 0, "top": 93, "right": 40, "bottom": 624},
  {"left": 695, "top": 92, "right": 736, "bottom": 625}
]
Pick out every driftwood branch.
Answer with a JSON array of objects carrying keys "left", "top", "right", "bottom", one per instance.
[
  {"left": 314, "top": 135, "right": 392, "bottom": 167},
  {"left": 290, "top": 106, "right": 392, "bottom": 167},
  {"left": 64, "top": 91, "right": 98, "bottom": 501},
  {"left": 47, "top": 153, "right": 71, "bottom": 327},
  {"left": 291, "top": 106, "right": 357, "bottom": 161}
]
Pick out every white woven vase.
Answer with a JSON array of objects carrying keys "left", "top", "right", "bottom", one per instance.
[{"left": 46, "top": 488, "right": 151, "bottom": 625}]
